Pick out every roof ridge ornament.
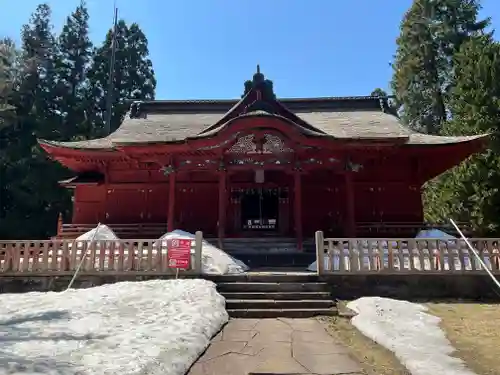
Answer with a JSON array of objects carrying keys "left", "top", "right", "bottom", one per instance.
[
  {"left": 129, "top": 101, "right": 147, "bottom": 119},
  {"left": 379, "top": 98, "right": 386, "bottom": 113},
  {"left": 242, "top": 65, "right": 276, "bottom": 100}
]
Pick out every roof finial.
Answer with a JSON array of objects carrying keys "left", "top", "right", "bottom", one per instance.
[{"left": 257, "top": 64, "right": 260, "bottom": 74}]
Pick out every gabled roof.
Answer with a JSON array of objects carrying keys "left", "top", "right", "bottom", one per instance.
[{"left": 38, "top": 70, "right": 488, "bottom": 151}]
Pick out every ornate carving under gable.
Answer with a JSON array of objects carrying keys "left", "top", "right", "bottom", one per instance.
[
  {"left": 227, "top": 134, "right": 257, "bottom": 154},
  {"left": 263, "top": 133, "right": 293, "bottom": 153},
  {"left": 227, "top": 133, "right": 294, "bottom": 155}
]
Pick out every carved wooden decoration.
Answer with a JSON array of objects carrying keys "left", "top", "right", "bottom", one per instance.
[
  {"left": 227, "top": 133, "right": 293, "bottom": 154},
  {"left": 262, "top": 133, "right": 293, "bottom": 153},
  {"left": 227, "top": 134, "right": 257, "bottom": 154}
]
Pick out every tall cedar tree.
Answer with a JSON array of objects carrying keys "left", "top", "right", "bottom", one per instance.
[
  {"left": 0, "top": 39, "right": 20, "bottom": 231},
  {"left": 55, "top": 1, "right": 93, "bottom": 140},
  {"left": 88, "top": 21, "right": 156, "bottom": 136},
  {"left": 0, "top": 39, "right": 17, "bottom": 130},
  {"left": 370, "top": 88, "right": 388, "bottom": 97},
  {"left": 0, "top": 4, "right": 70, "bottom": 239},
  {"left": 424, "top": 36, "right": 500, "bottom": 234},
  {"left": 391, "top": 0, "right": 489, "bottom": 134}
]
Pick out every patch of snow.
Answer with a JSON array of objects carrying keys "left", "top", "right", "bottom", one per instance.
[
  {"left": 306, "top": 258, "right": 326, "bottom": 272},
  {"left": 347, "top": 297, "right": 477, "bottom": 375},
  {"left": 0, "top": 279, "right": 228, "bottom": 375},
  {"left": 415, "top": 229, "right": 456, "bottom": 240},
  {"left": 159, "top": 230, "right": 249, "bottom": 275},
  {"left": 70, "top": 224, "right": 121, "bottom": 252},
  {"left": 75, "top": 224, "right": 120, "bottom": 242}
]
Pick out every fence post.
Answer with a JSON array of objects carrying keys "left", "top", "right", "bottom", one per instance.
[
  {"left": 315, "top": 231, "right": 325, "bottom": 275},
  {"left": 194, "top": 231, "right": 203, "bottom": 275},
  {"left": 57, "top": 213, "right": 63, "bottom": 237}
]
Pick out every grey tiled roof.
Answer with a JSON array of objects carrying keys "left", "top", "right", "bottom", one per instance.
[
  {"left": 296, "top": 110, "right": 410, "bottom": 139},
  {"left": 38, "top": 97, "right": 487, "bottom": 150}
]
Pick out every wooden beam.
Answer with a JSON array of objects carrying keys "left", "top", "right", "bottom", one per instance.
[
  {"left": 344, "top": 172, "right": 356, "bottom": 237},
  {"left": 293, "top": 170, "right": 303, "bottom": 251},
  {"left": 167, "top": 172, "right": 176, "bottom": 232},
  {"left": 218, "top": 170, "right": 227, "bottom": 248}
]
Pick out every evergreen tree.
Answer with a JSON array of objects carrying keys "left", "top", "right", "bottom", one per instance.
[
  {"left": 1, "top": 4, "right": 70, "bottom": 239},
  {"left": 18, "top": 3, "right": 60, "bottom": 139},
  {"left": 370, "top": 88, "right": 388, "bottom": 97},
  {"left": 0, "top": 39, "right": 17, "bottom": 130},
  {"left": 391, "top": 0, "right": 489, "bottom": 134},
  {"left": 0, "top": 39, "right": 20, "bottom": 234},
  {"left": 424, "top": 35, "right": 500, "bottom": 234},
  {"left": 55, "top": 0, "right": 93, "bottom": 139},
  {"left": 88, "top": 21, "right": 156, "bottom": 135}
]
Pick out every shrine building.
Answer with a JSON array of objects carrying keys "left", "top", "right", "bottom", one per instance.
[{"left": 39, "top": 68, "right": 488, "bottom": 249}]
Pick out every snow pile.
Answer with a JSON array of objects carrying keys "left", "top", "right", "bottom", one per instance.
[
  {"left": 72, "top": 224, "right": 121, "bottom": 250},
  {"left": 347, "top": 297, "right": 477, "bottom": 375},
  {"left": 307, "top": 257, "right": 328, "bottom": 272},
  {"left": 0, "top": 279, "right": 228, "bottom": 375},
  {"left": 76, "top": 224, "right": 120, "bottom": 242},
  {"left": 415, "top": 229, "right": 456, "bottom": 240},
  {"left": 159, "top": 230, "right": 249, "bottom": 275}
]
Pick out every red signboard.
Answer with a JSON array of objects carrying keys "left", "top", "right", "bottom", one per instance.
[{"left": 167, "top": 238, "right": 192, "bottom": 269}]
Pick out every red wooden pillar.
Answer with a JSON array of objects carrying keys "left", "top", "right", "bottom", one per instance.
[
  {"left": 167, "top": 172, "right": 176, "bottom": 232},
  {"left": 344, "top": 172, "right": 355, "bottom": 237},
  {"left": 294, "top": 170, "right": 303, "bottom": 251},
  {"left": 218, "top": 170, "right": 227, "bottom": 248}
]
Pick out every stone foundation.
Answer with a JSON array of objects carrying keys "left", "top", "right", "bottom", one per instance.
[
  {"left": 1, "top": 273, "right": 499, "bottom": 302},
  {"left": 322, "top": 274, "right": 500, "bottom": 301}
]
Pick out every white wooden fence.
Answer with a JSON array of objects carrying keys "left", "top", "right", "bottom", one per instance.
[
  {"left": 0, "top": 232, "right": 203, "bottom": 276},
  {"left": 315, "top": 231, "right": 500, "bottom": 274}
]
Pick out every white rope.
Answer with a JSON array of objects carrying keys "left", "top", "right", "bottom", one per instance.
[
  {"left": 66, "top": 223, "right": 102, "bottom": 290},
  {"left": 450, "top": 218, "right": 500, "bottom": 290}
]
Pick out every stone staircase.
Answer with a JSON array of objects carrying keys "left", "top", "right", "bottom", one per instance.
[
  {"left": 211, "top": 273, "right": 337, "bottom": 318},
  {"left": 207, "top": 237, "right": 316, "bottom": 269}
]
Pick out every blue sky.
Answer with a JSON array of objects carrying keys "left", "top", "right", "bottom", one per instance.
[{"left": 1, "top": 0, "right": 499, "bottom": 100}]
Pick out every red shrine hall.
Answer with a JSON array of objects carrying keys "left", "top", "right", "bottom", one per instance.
[{"left": 39, "top": 68, "right": 487, "bottom": 249}]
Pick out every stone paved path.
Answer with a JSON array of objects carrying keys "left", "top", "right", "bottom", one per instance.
[{"left": 187, "top": 318, "right": 363, "bottom": 375}]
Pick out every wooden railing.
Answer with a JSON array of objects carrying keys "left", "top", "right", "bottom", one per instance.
[
  {"left": 355, "top": 221, "right": 474, "bottom": 237},
  {"left": 55, "top": 223, "right": 169, "bottom": 239},
  {"left": 0, "top": 233, "right": 202, "bottom": 276},
  {"left": 315, "top": 231, "right": 500, "bottom": 274}
]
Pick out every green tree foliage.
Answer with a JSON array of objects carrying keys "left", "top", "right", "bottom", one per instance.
[
  {"left": 18, "top": 3, "right": 60, "bottom": 139},
  {"left": 0, "top": 4, "right": 70, "bottom": 239},
  {"left": 55, "top": 0, "right": 93, "bottom": 139},
  {"left": 0, "top": 2, "right": 157, "bottom": 239},
  {"left": 391, "top": 0, "right": 489, "bottom": 134},
  {"left": 0, "top": 39, "right": 18, "bottom": 131},
  {"left": 370, "top": 88, "right": 388, "bottom": 97},
  {"left": 88, "top": 21, "right": 156, "bottom": 135},
  {"left": 0, "top": 39, "right": 20, "bottom": 232},
  {"left": 424, "top": 36, "right": 500, "bottom": 234}
]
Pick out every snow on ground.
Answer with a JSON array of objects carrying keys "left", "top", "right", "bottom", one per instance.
[
  {"left": 0, "top": 279, "right": 228, "bottom": 375},
  {"left": 158, "top": 230, "right": 249, "bottom": 275},
  {"left": 347, "top": 297, "right": 477, "bottom": 375}
]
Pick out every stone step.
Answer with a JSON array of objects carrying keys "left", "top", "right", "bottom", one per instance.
[
  {"left": 227, "top": 308, "right": 338, "bottom": 318},
  {"left": 228, "top": 253, "right": 316, "bottom": 268},
  {"left": 217, "top": 282, "right": 329, "bottom": 293},
  {"left": 226, "top": 299, "right": 335, "bottom": 310},
  {"left": 208, "top": 237, "right": 313, "bottom": 243},
  {"left": 207, "top": 273, "right": 319, "bottom": 283},
  {"left": 221, "top": 291, "right": 331, "bottom": 300}
]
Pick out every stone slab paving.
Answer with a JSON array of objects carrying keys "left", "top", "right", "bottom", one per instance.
[{"left": 187, "top": 318, "right": 363, "bottom": 375}]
